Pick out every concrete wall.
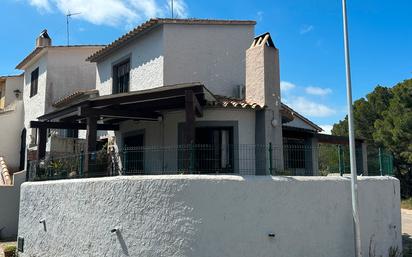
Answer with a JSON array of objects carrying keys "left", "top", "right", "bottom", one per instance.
[
  {"left": 17, "top": 176, "right": 401, "bottom": 257},
  {"left": 0, "top": 101, "right": 24, "bottom": 171},
  {"left": 163, "top": 24, "right": 254, "bottom": 97},
  {"left": 96, "top": 26, "right": 164, "bottom": 96},
  {"left": 0, "top": 171, "right": 26, "bottom": 239}
]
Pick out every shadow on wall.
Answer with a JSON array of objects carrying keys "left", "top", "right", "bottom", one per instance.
[{"left": 0, "top": 171, "right": 26, "bottom": 240}]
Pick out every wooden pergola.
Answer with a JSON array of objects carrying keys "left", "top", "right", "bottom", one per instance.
[{"left": 31, "top": 83, "right": 209, "bottom": 166}]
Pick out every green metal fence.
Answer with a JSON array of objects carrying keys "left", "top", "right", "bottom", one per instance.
[{"left": 28, "top": 144, "right": 394, "bottom": 181}]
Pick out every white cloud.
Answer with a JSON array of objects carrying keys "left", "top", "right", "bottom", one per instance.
[
  {"left": 21, "top": 0, "right": 188, "bottom": 27},
  {"left": 256, "top": 11, "right": 263, "bottom": 22},
  {"left": 305, "top": 86, "right": 332, "bottom": 96},
  {"left": 285, "top": 96, "right": 336, "bottom": 118},
  {"left": 300, "top": 24, "right": 314, "bottom": 34},
  {"left": 280, "top": 81, "right": 296, "bottom": 92},
  {"left": 28, "top": 0, "right": 51, "bottom": 12},
  {"left": 319, "top": 125, "right": 333, "bottom": 135}
]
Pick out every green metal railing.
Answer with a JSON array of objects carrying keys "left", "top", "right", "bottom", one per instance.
[{"left": 27, "top": 144, "right": 394, "bottom": 181}]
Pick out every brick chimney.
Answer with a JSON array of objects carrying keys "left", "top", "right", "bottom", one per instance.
[
  {"left": 245, "top": 32, "right": 280, "bottom": 108},
  {"left": 245, "top": 33, "right": 283, "bottom": 172},
  {"left": 36, "top": 29, "right": 52, "bottom": 47}
]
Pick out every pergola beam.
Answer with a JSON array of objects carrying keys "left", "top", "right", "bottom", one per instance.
[
  {"left": 30, "top": 121, "right": 119, "bottom": 130},
  {"left": 78, "top": 106, "right": 159, "bottom": 120}
]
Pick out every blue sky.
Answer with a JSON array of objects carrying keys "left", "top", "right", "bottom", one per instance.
[{"left": 1, "top": 0, "right": 411, "bottom": 132}]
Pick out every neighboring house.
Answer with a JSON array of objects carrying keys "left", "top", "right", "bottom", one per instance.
[
  {"left": 0, "top": 74, "right": 24, "bottom": 172},
  {"left": 14, "top": 30, "right": 104, "bottom": 166},
  {"left": 31, "top": 19, "right": 368, "bottom": 176}
]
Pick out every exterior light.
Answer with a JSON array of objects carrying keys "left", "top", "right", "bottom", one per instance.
[{"left": 14, "top": 89, "right": 22, "bottom": 98}]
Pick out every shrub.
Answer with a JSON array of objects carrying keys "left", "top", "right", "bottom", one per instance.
[{"left": 3, "top": 244, "right": 17, "bottom": 257}]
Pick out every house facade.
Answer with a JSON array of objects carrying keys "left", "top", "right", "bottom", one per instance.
[
  {"left": 15, "top": 30, "right": 103, "bottom": 165},
  {"left": 0, "top": 74, "right": 24, "bottom": 171},
  {"left": 31, "top": 19, "right": 353, "bottom": 177}
]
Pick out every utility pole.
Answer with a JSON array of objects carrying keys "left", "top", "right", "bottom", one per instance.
[
  {"left": 341, "top": 0, "right": 362, "bottom": 256},
  {"left": 66, "top": 11, "right": 81, "bottom": 46}
]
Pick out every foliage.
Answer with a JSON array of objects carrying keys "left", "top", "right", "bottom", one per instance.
[
  {"left": 401, "top": 198, "right": 412, "bottom": 210},
  {"left": 3, "top": 244, "right": 17, "bottom": 257},
  {"left": 331, "top": 79, "right": 412, "bottom": 197}
]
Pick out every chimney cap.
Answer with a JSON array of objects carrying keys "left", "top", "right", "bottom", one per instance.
[
  {"left": 38, "top": 29, "right": 51, "bottom": 39},
  {"left": 251, "top": 32, "right": 275, "bottom": 48}
]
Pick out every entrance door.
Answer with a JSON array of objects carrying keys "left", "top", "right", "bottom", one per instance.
[
  {"left": 195, "top": 127, "right": 234, "bottom": 173},
  {"left": 123, "top": 134, "right": 144, "bottom": 174}
]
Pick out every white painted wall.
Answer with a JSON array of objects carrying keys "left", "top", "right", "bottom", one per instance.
[
  {"left": 17, "top": 176, "right": 401, "bottom": 257},
  {"left": 23, "top": 54, "right": 48, "bottom": 147},
  {"left": 95, "top": 23, "right": 253, "bottom": 98},
  {"left": 163, "top": 24, "right": 254, "bottom": 97},
  {"left": 21, "top": 46, "right": 102, "bottom": 161},
  {"left": 4, "top": 76, "right": 23, "bottom": 107},
  {"left": 0, "top": 171, "right": 26, "bottom": 239},
  {"left": 0, "top": 101, "right": 24, "bottom": 171},
  {"left": 96, "top": 26, "right": 164, "bottom": 96},
  {"left": 46, "top": 47, "right": 102, "bottom": 113},
  {"left": 113, "top": 108, "right": 256, "bottom": 174}
]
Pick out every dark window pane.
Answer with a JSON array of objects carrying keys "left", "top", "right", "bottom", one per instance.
[
  {"left": 113, "top": 59, "right": 130, "bottom": 94},
  {"left": 30, "top": 68, "right": 39, "bottom": 97}
]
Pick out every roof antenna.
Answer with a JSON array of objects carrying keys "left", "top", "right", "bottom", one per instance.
[
  {"left": 171, "top": 0, "right": 174, "bottom": 18},
  {"left": 66, "top": 11, "right": 81, "bottom": 46}
]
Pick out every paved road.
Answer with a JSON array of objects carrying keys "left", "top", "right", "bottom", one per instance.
[{"left": 403, "top": 209, "right": 412, "bottom": 257}]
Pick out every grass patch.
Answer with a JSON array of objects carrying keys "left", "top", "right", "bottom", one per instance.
[{"left": 402, "top": 198, "right": 412, "bottom": 210}]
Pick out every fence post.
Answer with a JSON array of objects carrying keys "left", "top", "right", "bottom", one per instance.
[
  {"left": 123, "top": 147, "right": 128, "bottom": 175},
  {"left": 378, "top": 147, "right": 383, "bottom": 176},
  {"left": 268, "top": 143, "right": 273, "bottom": 175},
  {"left": 79, "top": 151, "right": 84, "bottom": 178},
  {"left": 189, "top": 143, "right": 194, "bottom": 174},
  {"left": 338, "top": 145, "right": 344, "bottom": 176}
]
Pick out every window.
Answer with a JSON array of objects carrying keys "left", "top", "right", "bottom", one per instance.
[
  {"left": 112, "top": 59, "right": 130, "bottom": 94},
  {"left": 30, "top": 68, "right": 39, "bottom": 97}
]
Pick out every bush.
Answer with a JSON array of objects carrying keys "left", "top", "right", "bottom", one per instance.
[{"left": 3, "top": 244, "right": 17, "bottom": 257}]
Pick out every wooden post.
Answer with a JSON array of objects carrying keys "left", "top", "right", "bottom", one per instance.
[
  {"left": 85, "top": 115, "right": 97, "bottom": 176},
  {"left": 184, "top": 90, "right": 195, "bottom": 145},
  {"left": 37, "top": 127, "right": 47, "bottom": 160},
  {"left": 184, "top": 90, "right": 196, "bottom": 172}
]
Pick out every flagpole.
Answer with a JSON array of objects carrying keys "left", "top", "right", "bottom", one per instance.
[{"left": 341, "top": 0, "right": 362, "bottom": 256}]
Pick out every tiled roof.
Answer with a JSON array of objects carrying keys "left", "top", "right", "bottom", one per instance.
[
  {"left": 86, "top": 18, "right": 256, "bottom": 62},
  {"left": 210, "top": 95, "right": 264, "bottom": 109},
  {"left": 53, "top": 89, "right": 99, "bottom": 108},
  {"left": 15, "top": 45, "right": 105, "bottom": 70},
  {"left": 281, "top": 103, "right": 323, "bottom": 132},
  {"left": 210, "top": 95, "right": 321, "bottom": 131}
]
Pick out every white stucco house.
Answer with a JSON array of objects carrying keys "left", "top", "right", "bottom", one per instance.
[
  {"left": 31, "top": 18, "right": 370, "bottom": 177},
  {"left": 0, "top": 74, "right": 24, "bottom": 172},
  {"left": 14, "top": 30, "right": 104, "bottom": 167}
]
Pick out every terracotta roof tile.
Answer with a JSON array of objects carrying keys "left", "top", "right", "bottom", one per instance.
[{"left": 87, "top": 18, "right": 256, "bottom": 62}]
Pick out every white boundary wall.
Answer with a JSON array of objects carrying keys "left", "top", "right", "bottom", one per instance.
[
  {"left": 0, "top": 171, "right": 26, "bottom": 239},
  {"left": 18, "top": 176, "right": 401, "bottom": 257}
]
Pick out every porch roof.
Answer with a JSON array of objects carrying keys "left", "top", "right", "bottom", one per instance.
[{"left": 38, "top": 82, "right": 213, "bottom": 122}]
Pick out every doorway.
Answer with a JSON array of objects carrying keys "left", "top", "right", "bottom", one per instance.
[{"left": 123, "top": 133, "right": 144, "bottom": 174}]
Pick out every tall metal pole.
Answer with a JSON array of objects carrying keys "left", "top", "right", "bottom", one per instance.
[
  {"left": 341, "top": 0, "right": 362, "bottom": 256},
  {"left": 171, "top": 0, "right": 174, "bottom": 18}
]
